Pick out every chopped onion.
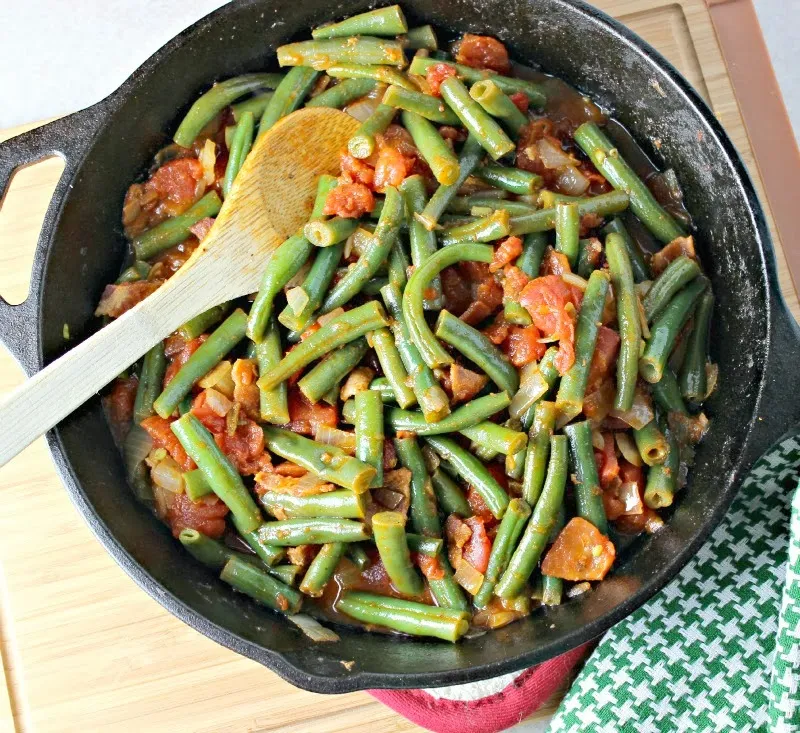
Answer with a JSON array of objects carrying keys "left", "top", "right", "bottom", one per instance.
[
  {"left": 509, "top": 362, "right": 549, "bottom": 419},
  {"left": 637, "top": 296, "right": 650, "bottom": 340},
  {"left": 340, "top": 367, "right": 375, "bottom": 401},
  {"left": 609, "top": 389, "right": 654, "bottom": 430},
  {"left": 226, "top": 401, "right": 240, "bottom": 436},
  {"left": 635, "top": 280, "right": 653, "bottom": 299},
  {"left": 290, "top": 471, "right": 333, "bottom": 496},
  {"left": 344, "top": 95, "right": 380, "bottom": 122},
  {"left": 151, "top": 455, "right": 184, "bottom": 493},
  {"left": 537, "top": 138, "right": 573, "bottom": 169},
  {"left": 453, "top": 560, "right": 485, "bottom": 595},
  {"left": 348, "top": 228, "right": 375, "bottom": 259},
  {"left": 146, "top": 447, "right": 168, "bottom": 468},
  {"left": 555, "top": 165, "right": 589, "bottom": 196},
  {"left": 123, "top": 424, "right": 153, "bottom": 478},
  {"left": 314, "top": 424, "right": 356, "bottom": 454},
  {"left": 204, "top": 387, "right": 233, "bottom": 417},
  {"left": 285, "top": 286, "right": 310, "bottom": 316},
  {"left": 288, "top": 614, "right": 340, "bottom": 642},
  {"left": 615, "top": 433, "right": 642, "bottom": 467},
  {"left": 317, "top": 307, "right": 345, "bottom": 327},
  {"left": 618, "top": 481, "right": 644, "bottom": 515},
  {"left": 562, "top": 272, "right": 588, "bottom": 291},
  {"left": 645, "top": 513, "right": 665, "bottom": 534},
  {"left": 473, "top": 609, "right": 519, "bottom": 629},
  {"left": 199, "top": 360, "right": 235, "bottom": 398},
  {"left": 199, "top": 138, "right": 217, "bottom": 186},
  {"left": 566, "top": 581, "right": 592, "bottom": 598},
  {"left": 591, "top": 428, "right": 605, "bottom": 451}
]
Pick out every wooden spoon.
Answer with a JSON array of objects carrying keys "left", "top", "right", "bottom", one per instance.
[{"left": 0, "top": 107, "right": 359, "bottom": 466}]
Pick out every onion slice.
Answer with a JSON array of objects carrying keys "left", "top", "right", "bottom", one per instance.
[
  {"left": 288, "top": 614, "right": 340, "bottom": 642},
  {"left": 509, "top": 362, "right": 549, "bottom": 419}
]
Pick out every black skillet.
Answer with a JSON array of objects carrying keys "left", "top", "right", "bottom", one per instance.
[{"left": 1, "top": 0, "right": 798, "bottom": 693}]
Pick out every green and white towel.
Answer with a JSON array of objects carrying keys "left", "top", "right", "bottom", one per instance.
[{"left": 549, "top": 433, "right": 800, "bottom": 732}]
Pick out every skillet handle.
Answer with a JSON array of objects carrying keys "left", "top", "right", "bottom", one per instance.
[{"left": 0, "top": 104, "right": 106, "bottom": 375}]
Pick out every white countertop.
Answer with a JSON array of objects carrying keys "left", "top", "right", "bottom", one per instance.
[{"left": 1, "top": 0, "right": 798, "bottom": 142}]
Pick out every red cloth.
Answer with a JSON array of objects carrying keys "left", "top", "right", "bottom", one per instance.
[{"left": 368, "top": 644, "right": 588, "bottom": 733}]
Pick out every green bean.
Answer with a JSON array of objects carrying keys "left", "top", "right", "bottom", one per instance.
[
  {"left": 461, "top": 422, "right": 527, "bottom": 455},
  {"left": 496, "top": 435, "right": 567, "bottom": 598},
  {"left": 563, "top": 420, "right": 608, "bottom": 534},
  {"left": 555, "top": 202, "right": 580, "bottom": 268},
  {"left": 431, "top": 468, "right": 471, "bottom": 517},
  {"left": 541, "top": 575, "right": 563, "bottom": 606},
  {"left": 387, "top": 239, "right": 410, "bottom": 291},
  {"left": 408, "top": 56, "right": 546, "bottom": 107},
  {"left": 221, "top": 556, "right": 302, "bottom": 614},
  {"left": 474, "top": 165, "right": 541, "bottom": 195},
  {"left": 345, "top": 392, "right": 511, "bottom": 436},
  {"left": 336, "top": 591, "right": 469, "bottom": 642},
  {"left": 354, "top": 390, "right": 384, "bottom": 488},
  {"left": 577, "top": 237, "right": 602, "bottom": 279},
  {"left": 154, "top": 309, "right": 247, "bottom": 418},
  {"left": 259, "top": 66, "right": 321, "bottom": 135},
  {"left": 640, "top": 278, "right": 707, "bottom": 383},
  {"left": 516, "top": 232, "right": 548, "bottom": 277},
  {"left": 449, "top": 199, "right": 535, "bottom": 218},
  {"left": 573, "top": 122, "right": 684, "bottom": 243},
  {"left": 173, "top": 73, "right": 283, "bottom": 147},
  {"left": 508, "top": 191, "right": 629, "bottom": 237},
  {"left": 325, "top": 64, "right": 414, "bottom": 91},
  {"left": 306, "top": 77, "right": 376, "bottom": 108},
  {"left": 419, "top": 134, "right": 484, "bottom": 230},
  {"left": 369, "top": 377, "right": 397, "bottom": 403},
  {"left": 270, "top": 564, "right": 303, "bottom": 586},
  {"left": 427, "top": 553, "right": 469, "bottom": 611},
  {"left": 680, "top": 289, "right": 714, "bottom": 401},
  {"left": 348, "top": 104, "right": 397, "bottom": 159},
  {"left": 469, "top": 79, "right": 529, "bottom": 137},
  {"left": 262, "top": 426, "right": 377, "bottom": 493},
  {"left": 320, "top": 187, "right": 404, "bottom": 312},
  {"left": 439, "top": 77, "right": 514, "bottom": 160},
  {"left": 555, "top": 270, "right": 610, "bottom": 422},
  {"left": 171, "top": 414, "right": 262, "bottom": 533},
  {"left": 362, "top": 276, "right": 389, "bottom": 296},
  {"left": 183, "top": 469, "right": 212, "bottom": 501},
  {"left": 178, "top": 303, "right": 230, "bottom": 340},
  {"left": 644, "top": 256, "right": 702, "bottom": 323},
  {"left": 406, "top": 534, "right": 444, "bottom": 556},
  {"left": 299, "top": 543, "right": 347, "bottom": 596},
  {"left": 521, "top": 401, "right": 557, "bottom": 506},
  {"left": 348, "top": 543, "right": 371, "bottom": 570},
  {"left": 381, "top": 282, "right": 451, "bottom": 422},
  {"left": 474, "top": 498, "right": 531, "bottom": 608},
  {"left": 253, "top": 317, "right": 289, "bottom": 424},
  {"left": 633, "top": 420, "right": 669, "bottom": 466},
  {"left": 438, "top": 209, "right": 510, "bottom": 246},
  {"left": 133, "top": 342, "right": 167, "bottom": 423},
  {"left": 373, "top": 512, "right": 424, "bottom": 595},
  {"left": 404, "top": 243, "right": 494, "bottom": 369},
  {"left": 258, "top": 518, "right": 369, "bottom": 546},
  {"left": 258, "top": 302, "right": 388, "bottom": 391},
  {"left": 116, "top": 261, "right": 150, "bottom": 283},
  {"left": 222, "top": 110, "right": 255, "bottom": 198},
  {"left": 311, "top": 6, "right": 408, "bottom": 39},
  {"left": 651, "top": 369, "right": 688, "bottom": 414},
  {"left": 425, "top": 436, "right": 509, "bottom": 519},
  {"left": 369, "top": 329, "right": 416, "bottom": 409},
  {"left": 601, "top": 217, "right": 649, "bottom": 283},
  {"left": 435, "top": 310, "right": 519, "bottom": 394},
  {"left": 133, "top": 191, "right": 221, "bottom": 260},
  {"left": 504, "top": 301, "right": 533, "bottom": 326},
  {"left": 382, "top": 85, "right": 460, "bottom": 123},
  {"left": 282, "top": 255, "right": 344, "bottom": 335},
  {"left": 400, "top": 25, "right": 438, "bottom": 50},
  {"left": 395, "top": 436, "right": 441, "bottom": 537},
  {"left": 232, "top": 92, "right": 273, "bottom": 122},
  {"left": 644, "top": 424, "right": 679, "bottom": 508},
  {"left": 260, "top": 490, "right": 368, "bottom": 519},
  {"left": 277, "top": 37, "right": 406, "bottom": 70},
  {"left": 401, "top": 110, "right": 460, "bottom": 185},
  {"left": 606, "top": 232, "right": 642, "bottom": 410},
  {"left": 179, "top": 529, "right": 239, "bottom": 570},
  {"left": 304, "top": 216, "right": 358, "bottom": 247},
  {"left": 233, "top": 517, "right": 286, "bottom": 567}
]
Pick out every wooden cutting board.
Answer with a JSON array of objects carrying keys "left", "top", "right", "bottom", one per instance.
[{"left": 0, "top": 1, "right": 797, "bottom": 731}]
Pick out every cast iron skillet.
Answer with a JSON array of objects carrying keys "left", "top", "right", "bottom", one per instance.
[{"left": 1, "top": 0, "right": 799, "bottom": 693}]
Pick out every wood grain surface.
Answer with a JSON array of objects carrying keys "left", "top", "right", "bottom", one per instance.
[{"left": 0, "top": 1, "right": 797, "bottom": 731}]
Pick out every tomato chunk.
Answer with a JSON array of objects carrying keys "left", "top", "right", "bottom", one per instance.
[
  {"left": 141, "top": 415, "right": 195, "bottom": 471},
  {"left": 373, "top": 140, "right": 411, "bottom": 191},
  {"left": 286, "top": 387, "right": 338, "bottom": 436},
  {"left": 503, "top": 324, "right": 546, "bottom": 367},
  {"left": 214, "top": 419, "right": 269, "bottom": 475},
  {"left": 323, "top": 182, "right": 375, "bottom": 218},
  {"left": 593, "top": 432, "right": 619, "bottom": 489},
  {"left": 509, "top": 92, "right": 529, "bottom": 114},
  {"left": 541, "top": 517, "right": 615, "bottom": 581},
  {"left": 490, "top": 236, "right": 523, "bottom": 273},
  {"left": 455, "top": 34, "right": 511, "bottom": 74},
  {"left": 95, "top": 281, "right": 162, "bottom": 318},
  {"left": 462, "top": 516, "right": 492, "bottom": 574},
  {"left": 416, "top": 553, "right": 445, "bottom": 581},
  {"left": 426, "top": 62, "right": 457, "bottom": 96},
  {"left": 167, "top": 493, "right": 229, "bottom": 539}
]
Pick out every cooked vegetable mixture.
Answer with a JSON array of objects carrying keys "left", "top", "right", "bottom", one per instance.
[{"left": 102, "top": 6, "right": 714, "bottom": 642}]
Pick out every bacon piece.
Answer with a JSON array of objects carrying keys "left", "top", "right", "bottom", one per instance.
[{"left": 95, "top": 280, "right": 162, "bottom": 318}]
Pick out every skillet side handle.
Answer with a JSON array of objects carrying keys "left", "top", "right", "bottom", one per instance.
[
  {"left": 0, "top": 104, "right": 106, "bottom": 375},
  {"left": 742, "top": 294, "right": 800, "bottom": 468}
]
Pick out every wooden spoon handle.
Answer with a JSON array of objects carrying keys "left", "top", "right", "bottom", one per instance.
[{"left": 0, "top": 264, "right": 227, "bottom": 466}]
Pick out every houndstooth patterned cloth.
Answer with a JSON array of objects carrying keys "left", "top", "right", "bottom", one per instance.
[{"left": 549, "top": 434, "right": 800, "bottom": 732}]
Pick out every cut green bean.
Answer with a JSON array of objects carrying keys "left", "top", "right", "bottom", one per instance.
[
  {"left": 606, "top": 232, "right": 642, "bottom": 410},
  {"left": 299, "top": 543, "right": 347, "bottom": 596},
  {"left": 383, "top": 85, "right": 460, "bottom": 123},
  {"left": 474, "top": 165, "right": 541, "bottom": 195},
  {"left": 255, "top": 317, "right": 290, "bottom": 424},
  {"left": 234, "top": 517, "right": 286, "bottom": 567},
  {"left": 178, "top": 303, "right": 230, "bottom": 340},
  {"left": 640, "top": 278, "right": 707, "bottom": 383},
  {"left": 116, "top": 261, "right": 150, "bottom": 283},
  {"left": 222, "top": 110, "right": 255, "bottom": 198},
  {"left": 651, "top": 369, "right": 688, "bottom": 414},
  {"left": 312, "top": 6, "right": 408, "bottom": 39},
  {"left": 171, "top": 414, "right": 262, "bottom": 532},
  {"left": 221, "top": 555, "right": 302, "bottom": 613},
  {"left": 427, "top": 553, "right": 469, "bottom": 611},
  {"left": 577, "top": 237, "right": 602, "bottom": 279},
  {"left": 517, "top": 232, "right": 548, "bottom": 277},
  {"left": 644, "top": 424, "right": 679, "bottom": 508},
  {"left": 259, "top": 66, "right": 321, "bottom": 135},
  {"left": 541, "top": 575, "right": 563, "bottom": 606},
  {"left": 348, "top": 543, "right": 371, "bottom": 570},
  {"left": 179, "top": 529, "right": 241, "bottom": 570},
  {"left": 400, "top": 25, "right": 438, "bottom": 50},
  {"left": 278, "top": 37, "right": 406, "bottom": 70},
  {"left": 232, "top": 92, "right": 273, "bottom": 122},
  {"left": 305, "top": 216, "right": 359, "bottom": 247},
  {"left": 395, "top": 436, "right": 441, "bottom": 538},
  {"left": 601, "top": 217, "right": 649, "bottom": 283},
  {"left": 474, "top": 498, "right": 531, "bottom": 608},
  {"left": 133, "top": 191, "right": 222, "bottom": 260},
  {"left": 325, "top": 63, "right": 414, "bottom": 91},
  {"left": 369, "top": 329, "right": 416, "bottom": 409},
  {"left": 373, "top": 512, "right": 424, "bottom": 595},
  {"left": 680, "top": 289, "right": 714, "bottom": 401},
  {"left": 259, "top": 518, "right": 369, "bottom": 546},
  {"left": 644, "top": 256, "right": 702, "bottom": 323},
  {"left": 509, "top": 191, "right": 630, "bottom": 237},
  {"left": 183, "top": 469, "right": 212, "bottom": 501},
  {"left": 555, "top": 202, "right": 580, "bottom": 268},
  {"left": 348, "top": 103, "right": 397, "bottom": 159},
  {"left": 154, "top": 309, "right": 247, "bottom": 418},
  {"left": 461, "top": 422, "right": 526, "bottom": 455},
  {"left": 174, "top": 73, "right": 283, "bottom": 147},
  {"left": 431, "top": 468, "right": 471, "bottom": 517},
  {"left": 633, "top": 419, "right": 668, "bottom": 466},
  {"left": 495, "top": 435, "right": 567, "bottom": 599},
  {"left": 406, "top": 534, "right": 444, "bottom": 556},
  {"left": 133, "top": 342, "right": 166, "bottom": 423},
  {"left": 369, "top": 377, "right": 397, "bottom": 403},
  {"left": 270, "top": 564, "right": 303, "bottom": 586},
  {"left": 439, "top": 209, "right": 510, "bottom": 246},
  {"left": 401, "top": 175, "right": 439, "bottom": 310},
  {"left": 469, "top": 80, "right": 529, "bottom": 137},
  {"left": 306, "top": 77, "right": 376, "bottom": 108},
  {"left": 281, "top": 246, "right": 345, "bottom": 332},
  {"left": 401, "top": 110, "right": 460, "bottom": 185},
  {"left": 260, "top": 490, "right": 368, "bottom": 519},
  {"left": 262, "top": 426, "right": 377, "bottom": 493},
  {"left": 425, "top": 436, "right": 508, "bottom": 519},
  {"left": 355, "top": 390, "right": 384, "bottom": 488},
  {"left": 563, "top": 420, "right": 608, "bottom": 533},
  {"left": 573, "top": 122, "right": 684, "bottom": 243},
  {"left": 521, "top": 401, "right": 557, "bottom": 506}
]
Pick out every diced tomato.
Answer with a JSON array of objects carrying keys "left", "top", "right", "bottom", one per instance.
[
  {"left": 619, "top": 460, "right": 645, "bottom": 493},
  {"left": 416, "top": 553, "right": 445, "bottom": 581},
  {"left": 380, "top": 125, "right": 419, "bottom": 158},
  {"left": 149, "top": 158, "right": 204, "bottom": 213},
  {"left": 541, "top": 517, "right": 615, "bottom": 581},
  {"left": 190, "top": 390, "right": 227, "bottom": 434},
  {"left": 105, "top": 376, "right": 138, "bottom": 428},
  {"left": 373, "top": 141, "right": 411, "bottom": 191},
  {"left": 462, "top": 516, "right": 492, "bottom": 574},
  {"left": 586, "top": 326, "right": 620, "bottom": 393},
  {"left": 214, "top": 419, "right": 269, "bottom": 475},
  {"left": 232, "top": 358, "right": 260, "bottom": 420},
  {"left": 593, "top": 432, "right": 619, "bottom": 489},
  {"left": 285, "top": 386, "right": 338, "bottom": 436},
  {"left": 141, "top": 415, "right": 195, "bottom": 471},
  {"left": 467, "top": 485, "right": 495, "bottom": 523},
  {"left": 426, "top": 63, "right": 457, "bottom": 96},
  {"left": 489, "top": 236, "right": 523, "bottom": 273},
  {"left": 502, "top": 264, "right": 529, "bottom": 302},
  {"left": 189, "top": 217, "right": 215, "bottom": 241},
  {"left": 460, "top": 300, "right": 494, "bottom": 326},
  {"left": 540, "top": 247, "right": 572, "bottom": 276},
  {"left": 166, "top": 492, "right": 229, "bottom": 539},
  {"left": 509, "top": 92, "right": 529, "bottom": 113},
  {"left": 95, "top": 281, "right": 162, "bottom": 318},
  {"left": 650, "top": 235, "right": 696, "bottom": 276},
  {"left": 339, "top": 152, "right": 375, "bottom": 187},
  {"left": 163, "top": 335, "right": 207, "bottom": 388},
  {"left": 323, "top": 182, "right": 375, "bottom": 218},
  {"left": 455, "top": 34, "right": 511, "bottom": 74},
  {"left": 503, "top": 324, "right": 546, "bottom": 367}
]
